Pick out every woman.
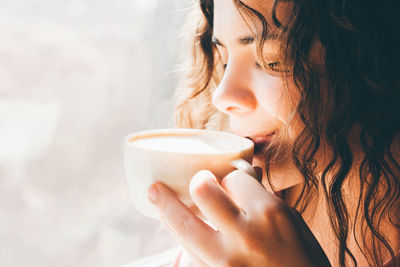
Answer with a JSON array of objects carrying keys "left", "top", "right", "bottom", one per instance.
[{"left": 147, "top": 0, "right": 400, "bottom": 266}]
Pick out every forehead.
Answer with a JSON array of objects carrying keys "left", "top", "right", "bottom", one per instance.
[
  {"left": 214, "top": 0, "right": 291, "bottom": 30},
  {"left": 240, "top": 0, "right": 274, "bottom": 14},
  {"left": 240, "top": 0, "right": 291, "bottom": 16},
  {"left": 213, "top": 0, "right": 251, "bottom": 31}
]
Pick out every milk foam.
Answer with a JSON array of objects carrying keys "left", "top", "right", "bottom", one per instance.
[{"left": 131, "top": 135, "right": 236, "bottom": 153}]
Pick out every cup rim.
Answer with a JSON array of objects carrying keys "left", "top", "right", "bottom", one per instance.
[{"left": 124, "top": 128, "right": 254, "bottom": 154}]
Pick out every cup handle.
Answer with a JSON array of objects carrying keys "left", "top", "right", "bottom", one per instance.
[{"left": 231, "top": 159, "right": 257, "bottom": 179}]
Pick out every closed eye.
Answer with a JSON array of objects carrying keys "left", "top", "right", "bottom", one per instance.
[{"left": 267, "top": 61, "right": 288, "bottom": 72}]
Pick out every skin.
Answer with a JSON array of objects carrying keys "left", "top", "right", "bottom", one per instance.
[
  {"left": 148, "top": 170, "right": 330, "bottom": 267},
  {"left": 211, "top": 0, "right": 302, "bottom": 192},
  {"left": 148, "top": 0, "right": 400, "bottom": 266}
]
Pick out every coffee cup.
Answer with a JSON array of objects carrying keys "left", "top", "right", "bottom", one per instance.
[{"left": 123, "top": 128, "right": 255, "bottom": 218}]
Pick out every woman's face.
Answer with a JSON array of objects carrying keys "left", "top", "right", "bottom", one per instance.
[{"left": 212, "top": 0, "right": 303, "bottom": 191}]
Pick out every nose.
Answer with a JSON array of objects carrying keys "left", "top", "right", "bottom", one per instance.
[{"left": 212, "top": 62, "right": 257, "bottom": 116}]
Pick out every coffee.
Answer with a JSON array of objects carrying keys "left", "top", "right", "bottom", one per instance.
[
  {"left": 130, "top": 134, "right": 246, "bottom": 153},
  {"left": 124, "top": 128, "right": 255, "bottom": 218}
]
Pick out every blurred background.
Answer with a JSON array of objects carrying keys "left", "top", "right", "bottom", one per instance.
[{"left": 0, "top": 0, "right": 193, "bottom": 266}]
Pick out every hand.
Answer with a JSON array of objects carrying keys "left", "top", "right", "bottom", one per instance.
[
  {"left": 173, "top": 248, "right": 207, "bottom": 267},
  {"left": 148, "top": 170, "right": 331, "bottom": 267}
]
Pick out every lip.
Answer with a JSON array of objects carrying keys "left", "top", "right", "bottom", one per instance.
[{"left": 246, "top": 133, "right": 275, "bottom": 155}]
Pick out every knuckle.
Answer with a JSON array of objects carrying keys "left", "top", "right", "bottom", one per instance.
[
  {"left": 222, "top": 170, "right": 244, "bottom": 185},
  {"left": 190, "top": 175, "right": 215, "bottom": 197},
  {"left": 258, "top": 200, "right": 287, "bottom": 220},
  {"left": 158, "top": 198, "right": 169, "bottom": 212},
  {"left": 250, "top": 201, "right": 292, "bottom": 233},
  {"left": 176, "top": 214, "right": 194, "bottom": 235},
  {"left": 260, "top": 202, "right": 281, "bottom": 218},
  {"left": 227, "top": 169, "right": 245, "bottom": 179}
]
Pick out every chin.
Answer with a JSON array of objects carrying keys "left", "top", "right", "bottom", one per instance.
[{"left": 252, "top": 153, "right": 303, "bottom": 193}]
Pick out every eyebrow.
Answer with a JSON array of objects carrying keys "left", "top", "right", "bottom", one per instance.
[{"left": 211, "top": 34, "right": 278, "bottom": 47}]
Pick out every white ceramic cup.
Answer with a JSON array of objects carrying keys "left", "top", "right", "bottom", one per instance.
[{"left": 124, "top": 128, "right": 255, "bottom": 218}]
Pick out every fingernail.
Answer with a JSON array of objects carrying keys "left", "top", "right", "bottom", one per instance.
[{"left": 147, "top": 184, "right": 159, "bottom": 203}]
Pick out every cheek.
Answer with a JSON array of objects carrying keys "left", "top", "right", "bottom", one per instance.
[{"left": 254, "top": 75, "right": 294, "bottom": 122}]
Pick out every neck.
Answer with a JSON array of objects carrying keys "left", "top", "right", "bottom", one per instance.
[
  {"left": 267, "top": 123, "right": 400, "bottom": 266},
  {"left": 287, "top": 155, "right": 400, "bottom": 266}
]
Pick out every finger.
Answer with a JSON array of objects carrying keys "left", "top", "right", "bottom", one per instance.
[
  {"left": 162, "top": 226, "right": 208, "bottom": 267},
  {"left": 189, "top": 170, "right": 243, "bottom": 233},
  {"left": 148, "top": 182, "right": 221, "bottom": 263},
  {"left": 179, "top": 248, "right": 209, "bottom": 267},
  {"left": 220, "top": 170, "right": 280, "bottom": 215},
  {"left": 171, "top": 246, "right": 208, "bottom": 267}
]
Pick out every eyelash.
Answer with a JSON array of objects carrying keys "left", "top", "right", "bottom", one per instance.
[
  {"left": 267, "top": 62, "right": 281, "bottom": 72},
  {"left": 216, "top": 45, "right": 283, "bottom": 73},
  {"left": 223, "top": 62, "right": 280, "bottom": 71}
]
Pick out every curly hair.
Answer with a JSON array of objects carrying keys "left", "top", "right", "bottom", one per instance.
[{"left": 174, "top": 0, "right": 400, "bottom": 266}]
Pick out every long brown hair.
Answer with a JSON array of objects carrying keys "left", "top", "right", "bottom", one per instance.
[{"left": 175, "top": 0, "right": 400, "bottom": 266}]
